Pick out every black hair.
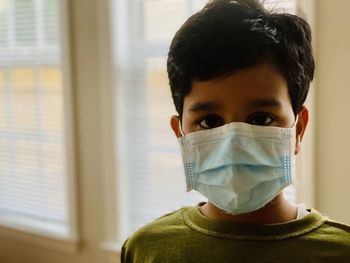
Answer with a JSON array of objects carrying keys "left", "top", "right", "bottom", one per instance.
[{"left": 167, "top": 0, "right": 315, "bottom": 118}]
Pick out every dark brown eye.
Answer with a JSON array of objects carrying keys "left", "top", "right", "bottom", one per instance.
[
  {"left": 199, "top": 115, "right": 224, "bottom": 129},
  {"left": 248, "top": 113, "right": 274, "bottom": 126}
]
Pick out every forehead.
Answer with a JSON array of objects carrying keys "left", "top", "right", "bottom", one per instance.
[{"left": 183, "top": 63, "right": 291, "bottom": 112}]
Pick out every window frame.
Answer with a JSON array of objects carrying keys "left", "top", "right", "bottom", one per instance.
[{"left": 0, "top": 0, "right": 79, "bottom": 253}]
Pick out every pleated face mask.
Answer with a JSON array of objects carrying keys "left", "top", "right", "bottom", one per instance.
[{"left": 178, "top": 120, "right": 297, "bottom": 215}]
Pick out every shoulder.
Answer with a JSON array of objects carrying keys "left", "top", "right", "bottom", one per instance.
[
  {"left": 308, "top": 212, "right": 350, "bottom": 252},
  {"left": 310, "top": 217, "right": 350, "bottom": 259},
  {"left": 322, "top": 217, "right": 350, "bottom": 240},
  {"left": 129, "top": 207, "right": 187, "bottom": 240},
  {"left": 121, "top": 207, "right": 190, "bottom": 262}
]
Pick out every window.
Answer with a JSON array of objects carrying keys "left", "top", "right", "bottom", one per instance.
[
  {"left": 113, "top": 0, "right": 297, "bottom": 242},
  {"left": 0, "top": 0, "right": 75, "bottom": 239}
]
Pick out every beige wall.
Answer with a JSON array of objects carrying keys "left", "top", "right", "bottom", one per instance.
[{"left": 315, "top": 0, "right": 350, "bottom": 223}]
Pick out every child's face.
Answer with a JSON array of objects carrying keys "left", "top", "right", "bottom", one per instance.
[{"left": 171, "top": 62, "right": 308, "bottom": 154}]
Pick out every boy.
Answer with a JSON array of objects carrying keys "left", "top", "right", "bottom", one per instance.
[{"left": 121, "top": 0, "right": 350, "bottom": 262}]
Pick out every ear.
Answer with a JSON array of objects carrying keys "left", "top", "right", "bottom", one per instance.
[
  {"left": 294, "top": 106, "right": 309, "bottom": 155},
  {"left": 170, "top": 115, "right": 182, "bottom": 138}
]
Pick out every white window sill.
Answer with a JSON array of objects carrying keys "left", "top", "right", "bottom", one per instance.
[
  {"left": 99, "top": 242, "right": 123, "bottom": 263},
  {"left": 100, "top": 241, "right": 122, "bottom": 255},
  {"left": 0, "top": 216, "right": 80, "bottom": 254}
]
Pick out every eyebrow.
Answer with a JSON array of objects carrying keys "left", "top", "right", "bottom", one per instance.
[
  {"left": 248, "top": 98, "right": 282, "bottom": 109},
  {"left": 188, "top": 102, "right": 224, "bottom": 112},
  {"left": 188, "top": 98, "right": 282, "bottom": 113}
]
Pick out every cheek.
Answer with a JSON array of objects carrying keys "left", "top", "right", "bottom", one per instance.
[
  {"left": 181, "top": 112, "right": 196, "bottom": 134},
  {"left": 182, "top": 100, "right": 193, "bottom": 133},
  {"left": 280, "top": 105, "right": 296, "bottom": 127}
]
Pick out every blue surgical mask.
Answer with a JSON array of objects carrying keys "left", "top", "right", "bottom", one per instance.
[{"left": 178, "top": 120, "right": 296, "bottom": 215}]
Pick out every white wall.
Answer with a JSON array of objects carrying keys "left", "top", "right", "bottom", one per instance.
[{"left": 315, "top": 0, "right": 350, "bottom": 223}]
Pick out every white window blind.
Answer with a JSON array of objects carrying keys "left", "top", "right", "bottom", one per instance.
[
  {"left": 114, "top": 0, "right": 297, "bottom": 241},
  {"left": 0, "top": 0, "right": 72, "bottom": 238}
]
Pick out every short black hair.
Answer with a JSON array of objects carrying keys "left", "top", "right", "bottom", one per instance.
[{"left": 167, "top": 0, "right": 315, "bottom": 118}]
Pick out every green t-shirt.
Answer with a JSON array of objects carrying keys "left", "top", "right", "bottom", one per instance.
[{"left": 121, "top": 205, "right": 350, "bottom": 262}]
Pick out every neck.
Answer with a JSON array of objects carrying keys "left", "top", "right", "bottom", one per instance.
[{"left": 200, "top": 193, "right": 297, "bottom": 224}]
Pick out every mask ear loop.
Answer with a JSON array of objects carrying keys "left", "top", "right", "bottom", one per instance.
[
  {"left": 178, "top": 119, "right": 185, "bottom": 136},
  {"left": 292, "top": 115, "right": 299, "bottom": 129}
]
